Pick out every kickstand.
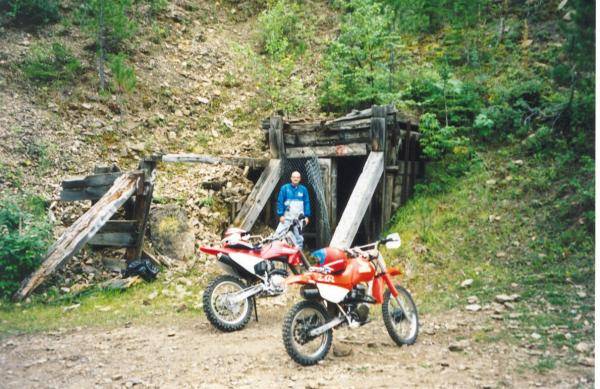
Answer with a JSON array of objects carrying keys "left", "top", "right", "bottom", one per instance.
[{"left": 253, "top": 297, "right": 258, "bottom": 322}]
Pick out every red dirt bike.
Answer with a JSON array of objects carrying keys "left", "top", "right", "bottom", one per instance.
[
  {"left": 200, "top": 215, "right": 311, "bottom": 332},
  {"left": 281, "top": 233, "right": 419, "bottom": 365}
]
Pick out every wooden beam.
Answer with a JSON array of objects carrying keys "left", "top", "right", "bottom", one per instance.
[
  {"left": 14, "top": 173, "right": 141, "bottom": 301},
  {"left": 284, "top": 129, "right": 370, "bottom": 147},
  {"left": 269, "top": 116, "right": 284, "bottom": 158},
  {"left": 317, "top": 158, "right": 333, "bottom": 247},
  {"left": 61, "top": 172, "right": 123, "bottom": 189},
  {"left": 161, "top": 154, "right": 268, "bottom": 168},
  {"left": 89, "top": 232, "right": 137, "bottom": 247},
  {"left": 233, "top": 159, "right": 282, "bottom": 231},
  {"left": 60, "top": 185, "right": 113, "bottom": 201},
  {"left": 286, "top": 143, "right": 367, "bottom": 158},
  {"left": 97, "top": 220, "right": 137, "bottom": 233},
  {"left": 330, "top": 152, "right": 385, "bottom": 249}
]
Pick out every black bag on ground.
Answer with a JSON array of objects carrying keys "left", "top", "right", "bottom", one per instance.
[{"left": 122, "top": 259, "right": 159, "bottom": 281}]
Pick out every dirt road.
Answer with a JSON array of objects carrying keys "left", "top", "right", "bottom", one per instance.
[{"left": 0, "top": 300, "right": 593, "bottom": 389}]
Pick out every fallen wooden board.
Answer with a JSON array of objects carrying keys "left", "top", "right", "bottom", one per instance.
[
  {"left": 61, "top": 172, "right": 123, "bottom": 189},
  {"left": 286, "top": 143, "right": 367, "bottom": 158},
  {"left": 233, "top": 159, "right": 282, "bottom": 231},
  {"left": 60, "top": 185, "right": 113, "bottom": 201},
  {"left": 162, "top": 154, "right": 268, "bottom": 168},
  {"left": 13, "top": 173, "right": 141, "bottom": 301},
  {"left": 88, "top": 232, "right": 137, "bottom": 247},
  {"left": 329, "top": 152, "right": 385, "bottom": 249}
]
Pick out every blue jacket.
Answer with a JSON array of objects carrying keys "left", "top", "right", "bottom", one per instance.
[{"left": 277, "top": 183, "right": 311, "bottom": 217}]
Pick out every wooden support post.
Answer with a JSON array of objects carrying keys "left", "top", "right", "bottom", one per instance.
[
  {"left": 269, "top": 116, "right": 285, "bottom": 158},
  {"left": 330, "top": 152, "right": 385, "bottom": 249},
  {"left": 371, "top": 105, "right": 387, "bottom": 237},
  {"left": 14, "top": 173, "right": 141, "bottom": 301},
  {"left": 234, "top": 159, "right": 282, "bottom": 231},
  {"left": 125, "top": 160, "right": 157, "bottom": 263},
  {"left": 330, "top": 158, "right": 338, "bottom": 231},
  {"left": 317, "top": 158, "right": 333, "bottom": 247},
  {"left": 402, "top": 126, "right": 412, "bottom": 204}
]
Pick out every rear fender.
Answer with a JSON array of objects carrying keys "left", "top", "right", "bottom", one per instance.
[{"left": 199, "top": 246, "right": 228, "bottom": 256}]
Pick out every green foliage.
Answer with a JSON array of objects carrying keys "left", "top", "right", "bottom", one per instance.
[
  {"left": 0, "top": 196, "right": 52, "bottom": 299},
  {"left": 319, "top": 0, "right": 398, "bottom": 111},
  {"left": 0, "top": 0, "right": 60, "bottom": 26},
  {"left": 417, "top": 113, "right": 473, "bottom": 193},
  {"left": 108, "top": 53, "right": 136, "bottom": 94},
  {"left": 258, "top": 0, "right": 308, "bottom": 59},
  {"left": 383, "top": 0, "right": 491, "bottom": 34},
  {"left": 21, "top": 43, "right": 82, "bottom": 85},
  {"left": 77, "top": 0, "right": 137, "bottom": 53}
]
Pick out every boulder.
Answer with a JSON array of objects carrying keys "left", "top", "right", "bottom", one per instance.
[{"left": 149, "top": 205, "right": 195, "bottom": 260}]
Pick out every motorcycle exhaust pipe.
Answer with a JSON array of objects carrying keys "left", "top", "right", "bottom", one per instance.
[
  {"left": 309, "top": 316, "right": 345, "bottom": 337},
  {"left": 300, "top": 287, "right": 320, "bottom": 299}
]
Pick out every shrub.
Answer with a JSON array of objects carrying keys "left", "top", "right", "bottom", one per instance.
[
  {"left": 319, "top": 0, "right": 397, "bottom": 112},
  {"left": 21, "top": 43, "right": 82, "bottom": 84},
  {"left": 77, "top": 0, "right": 137, "bottom": 53},
  {"left": 109, "top": 53, "right": 136, "bottom": 94},
  {"left": 258, "top": 0, "right": 307, "bottom": 59},
  {"left": 0, "top": 0, "right": 60, "bottom": 26},
  {"left": 0, "top": 196, "right": 52, "bottom": 299}
]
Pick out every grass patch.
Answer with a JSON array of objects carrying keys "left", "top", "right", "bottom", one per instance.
[
  {"left": 388, "top": 145, "right": 594, "bottom": 350},
  {"left": 0, "top": 263, "right": 216, "bottom": 338},
  {"left": 21, "top": 42, "right": 81, "bottom": 85}
]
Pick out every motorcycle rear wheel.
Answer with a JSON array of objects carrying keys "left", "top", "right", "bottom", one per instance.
[
  {"left": 282, "top": 300, "right": 333, "bottom": 366},
  {"left": 382, "top": 284, "right": 419, "bottom": 346},
  {"left": 203, "top": 275, "right": 252, "bottom": 332}
]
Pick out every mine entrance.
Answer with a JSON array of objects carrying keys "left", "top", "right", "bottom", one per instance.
[{"left": 335, "top": 156, "right": 367, "bottom": 245}]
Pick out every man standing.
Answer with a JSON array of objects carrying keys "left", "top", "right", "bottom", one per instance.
[{"left": 275, "top": 171, "right": 311, "bottom": 248}]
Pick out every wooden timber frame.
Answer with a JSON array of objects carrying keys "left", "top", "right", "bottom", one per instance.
[
  {"left": 13, "top": 160, "right": 159, "bottom": 301},
  {"left": 241, "top": 104, "right": 423, "bottom": 249}
]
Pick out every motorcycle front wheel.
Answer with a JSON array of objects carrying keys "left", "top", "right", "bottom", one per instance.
[
  {"left": 382, "top": 284, "right": 419, "bottom": 346},
  {"left": 282, "top": 300, "right": 333, "bottom": 366},
  {"left": 203, "top": 275, "right": 252, "bottom": 332}
]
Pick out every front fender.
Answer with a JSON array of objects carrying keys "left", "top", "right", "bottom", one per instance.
[{"left": 387, "top": 267, "right": 402, "bottom": 277}]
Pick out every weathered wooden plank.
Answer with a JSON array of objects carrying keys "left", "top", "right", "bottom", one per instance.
[
  {"left": 286, "top": 143, "right": 367, "bottom": 158},
  {"left": 89, "top": 232, "right": 137, "bottom": 247},
  {"left": 269, "top": 116, "right": 285, "bottom": 158},
  {"left": 161, "top": 154, "right": 268, "bottom": 168},
  {"left": 330, "top": 152, "right": 385, "bottom": 249},
  {"left": 327, "top": 117, "right": 372, "bottom": 131},
  {"left": 98, "top": 220, "right": 137, "bottom": 233},
  {"left": 62, "top": 172, "right": 123, "bottom": 189},
  {"left": 384, "top": 173, "right": 394, "bottom": 226},
  {"left": 285, "top": 129, "right": 370, "bottom": 147},
  {"left": 14, "top": 173, "right": 141, "bottom": 301},
  {"left": 330, "top": 158, "right": 338, "bottom": 231},
  {"left": 126, "top": 181, "right": 155, "bottom": 262},
  {"left": 288, "top": 122, "right": 325, "bottom": 133},
  {"left": 370, "top": 106, "right": 387, "bottom": 152},
  {"left": 94, "top": 165, "right": 121, "bottom": 174},
  {"left": 233, "top": 159, "right": 282, "bottom": 231},
  {"left": 60, "top": 185, "right": 112, "bottom": 201},
  {"left": 317, "top": 158, "right": 332, "bottom": 247}
]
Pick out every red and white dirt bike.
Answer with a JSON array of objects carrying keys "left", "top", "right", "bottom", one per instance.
[
  {"left": 282, "top": 233, "right": 419, "bottom": 365},
  {"left": 199, "top": 216, "right": 311, "bottom": 332}
]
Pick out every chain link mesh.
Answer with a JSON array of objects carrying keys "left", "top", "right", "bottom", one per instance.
[{"left": 281, "top": 156, "right": 331, "bottom": 244}]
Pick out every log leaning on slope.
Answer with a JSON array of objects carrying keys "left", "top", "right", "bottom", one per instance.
[{"left": 13, "top": 173, "right": 141, "bottom": 301}]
